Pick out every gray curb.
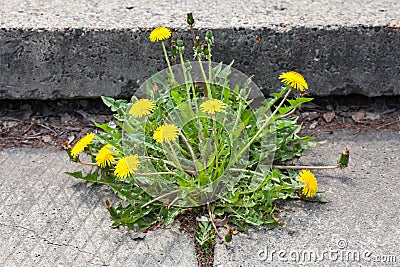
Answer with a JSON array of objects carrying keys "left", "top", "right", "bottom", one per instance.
[{"left": 0, "top": 1, "right": 399, "bottom": 99}]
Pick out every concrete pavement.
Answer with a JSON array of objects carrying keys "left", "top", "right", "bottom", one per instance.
[
  {"left": 0, "top": 148, "right": 197, "bottom": 266},
  {"left": 1, "top": 129, "right": 399, "bottom": 266},
  {"left": 214, "top": 130, "right": 400, "bottom": 266}
]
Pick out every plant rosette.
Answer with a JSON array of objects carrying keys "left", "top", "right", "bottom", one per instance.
[{"left": 66, "top": 19, "right": 348, "bottom": 244}]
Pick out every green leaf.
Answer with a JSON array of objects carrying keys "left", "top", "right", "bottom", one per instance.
[
  {"left": 101, "top": 96, "right": 115, "bottom": 108},
  {"left": 151, "top": 72, "right": 169, "bottom": 89},
  {"left": 93, "top": 121, "right": 116, "bottom": 133},
  {"left": 65, "top": 171, "right": 84, "bottom": 179},
  {"left": 287, "top": 97, "right": 314, "bottom": 108},
  {"left": 278, "top": 106, "right": 292, "bottom": 115},
  {"left": 224, "top": 233, "right": 233, "bottom": 242}
]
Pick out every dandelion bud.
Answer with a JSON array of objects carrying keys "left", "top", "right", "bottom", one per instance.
[
  {"left": 206, "top": 30, "right": 214, "bottom": 44},
  {"left": 184, "top": 60, "right": 192, "bottom": 70},
  {"left": 105, "top": 199, "right": 117, "bottom": 217},
  {"left": 105, "top": 199, "right": 112, "bottom": 209},
  {"left": 187, "top": 13, "right": 195, "bottom": 26},
  {"left": 177, "top": 39, "right": 184, "bottom": 47},
  {"left": 194, "top": 36, "right": 201, "bottom": 48},
  {"left": 203, "top": 45, "right": 210, "bottom": 56},
  {"left": 171, "top": 45, "right": 177, "bottom": 58},
  {"left": 177, "top": 40, "right": 185, "bottom": 53},
  {"left": 337, "top": 148, "right": 350, "bottom": 168}
]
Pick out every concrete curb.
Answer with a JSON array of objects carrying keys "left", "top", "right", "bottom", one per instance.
[
  {"left": 1, "top": 26, "right": 399, "bottom": 99},
  {"left": 0, "top": 0, "right": 399, "bottom": 99}
]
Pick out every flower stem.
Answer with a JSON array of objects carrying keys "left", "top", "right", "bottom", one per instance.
[
  {"left": 207, "top": 202, "right": 224, "bottom": 240},
  {"left": 168, "top": 142, "right": 182, "bottom": 169},
  {"left": 198, "top": 58, "right": 211, "bottom": 98},
  {"left": 228, "top": 168, "right": 265, "bottom": 177},
  {"left": 187, "top": 70, "right": 198, "bottom": 100},
  {"left": 141, "top": 190, "right": 179, "bottom": 209},
  {"left": 178, "top": 129, "right": 198, "bottom": 174},
  {"left": 161, "top": 41, "right": 175, "bottom": 83},
  {"left": 190, "top": 25, "right": 195, "bottom": 43},
  {"left": 146, "top": 117, "right": 155, "bottom": 131},
  {"left": 231, "top": 100, "right": 244, "bottom": 136},
  {"left": 177, "top": 72, "right": 205, "bottom": 145},
  {"left": 179, "top": 52, "right": 191, "bottom": 101},
  {"left": 140, "top": 156, "right": 177, "bottom": 169},
  {"left": 163, "top": 115, "right": 198, "bottom": 173},
  {"left": 207, "top": 43, "right": 213, "bottom": 84},
  {"left": 167, "top": 197, "right": 181, "bottom": 209},
  {"left": 277, "top": 108, "right": 296, "bottom": 119},
  {"left": 136, "top": 172, "right": 177, "bottom": 176},
  {"left": 233, "top": 87, "right": 292, "bottom": 163},
  {"left": 213, "top": 117, "right": 219, "bottom": 172}
]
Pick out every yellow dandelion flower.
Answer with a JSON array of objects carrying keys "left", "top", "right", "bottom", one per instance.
[
  {"left": 298, "top": 169, "right": 318, "bottom": 197},
  {"left": 153, "top": 124, "right": 179, "bottom": 143},
  {"left": 200, "top": 99, "right": 227, "bottom": 115},
  {"left": 70, "top": 133, "right": 95, "bottom": 158},
  {"left": 149, "top": 27, "right": 171, "bottom": 42},
  {"left": 129, "top": 99, "right": 156, "bottom": 118},
  {"left": 114, "top": 155, "right": 140, "bottom": 179},
  {"left": 279, "top": 71, "right": 308, "bottom": 92},
  {"left": 95, "top": 144, "right": 115, "bottom": 168}
]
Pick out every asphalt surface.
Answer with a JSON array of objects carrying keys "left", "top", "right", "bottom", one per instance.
[{"left": 1, "top": 129, "right": 399, "bottom": 266}]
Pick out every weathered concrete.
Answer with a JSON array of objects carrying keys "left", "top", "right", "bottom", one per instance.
[
  {"left": 214, "top": 130, "right": 400, "bottom": 266},
  {"left": 0, "top": 148, "right": 198, "bottom": 266},
  {"left": 1, "top": 128, "right": 400, "bottom": 266},
  {"left": 1, "top": 0, "right": 399, "bottom": 29},
  {"left": 0, "top": 0, "right": 399, "bottom": 99}
]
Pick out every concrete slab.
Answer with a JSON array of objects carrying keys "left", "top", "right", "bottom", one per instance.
[
  {"left": 0, "top": 147, "right": 197, "bottom": 266},
  {"left": 214, "top": 130, "right": 400, "bottom": 266},
  {"left": 0, "top": 0, "right": 399, "bottom": 99},
  {"left": 1, "top": 128, "right": 400, "bottom": 266}
]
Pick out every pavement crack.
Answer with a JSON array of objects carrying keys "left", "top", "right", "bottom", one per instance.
[{"left": 1, "top": 223, "right": 109, "bottom": 266}]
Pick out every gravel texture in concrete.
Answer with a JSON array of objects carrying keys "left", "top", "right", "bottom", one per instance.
[
  {"left": 0, "top": 148, "right": 198, "bottom": 266},
  {"left": 1, "top": 0, "right": 399, "bottom": 29},
  {"left": 0, "top": 0, "right": 399, "bottom": 99},
  {"left": 214, "top": 130, "right": 400, "bottom": 267},
  {"left": 1, "top": 129, "right": 399, "bottom": 266}
]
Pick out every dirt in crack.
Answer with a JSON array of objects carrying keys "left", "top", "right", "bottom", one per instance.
[{"left": 177, "top": 208, "right": 215, "bottom": 267}]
